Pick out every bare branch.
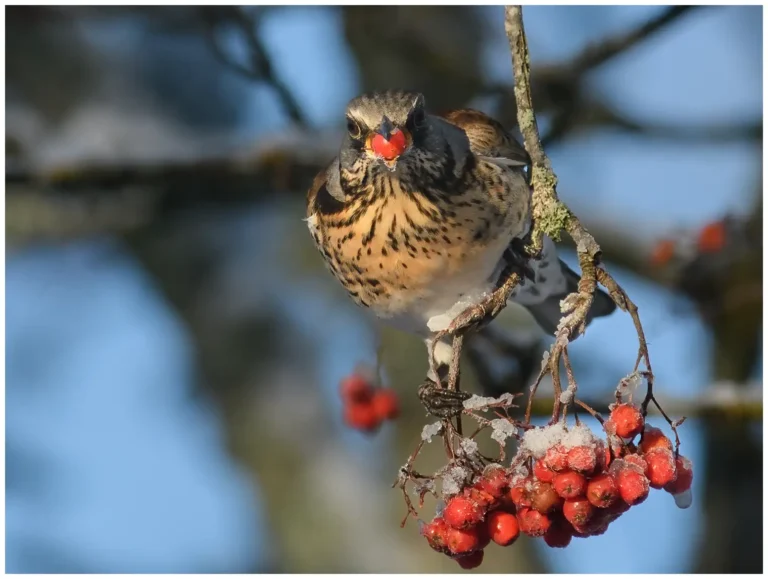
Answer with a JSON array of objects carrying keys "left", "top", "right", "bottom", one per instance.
[
  {"left": 199, "top": 7, "right": 308, "bottom": 127},
  {"left": 570, "top": 6, "right": 697, "bottom": 74}
]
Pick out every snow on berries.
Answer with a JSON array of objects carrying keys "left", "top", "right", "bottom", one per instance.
[
  {"left": 411, "top": 413, "right": 692, "bottom": 570},
  {"left": 338, "top": 369, "right": 400, "bottom": 433}
]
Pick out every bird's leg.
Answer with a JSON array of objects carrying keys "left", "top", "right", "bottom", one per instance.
[
  {"left": 447, "top": 333, "right": 464, "bottom": 392},
  {"left": 418, "top": 379, "right": 471, "bottom": 419},
  {"left": 433, "top": 269, "right": 523, "bottom": 345}
]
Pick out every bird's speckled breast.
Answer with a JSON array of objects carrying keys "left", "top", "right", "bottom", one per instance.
[{"left": 316, "top": 159, "right": 529, "bottom": 324}]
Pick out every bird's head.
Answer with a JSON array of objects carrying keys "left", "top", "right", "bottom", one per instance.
[{"left": 338, "top": 90, "right": 467, "bottom": 184}]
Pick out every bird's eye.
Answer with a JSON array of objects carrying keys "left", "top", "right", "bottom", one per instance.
[
  {"left": 410, "top": 107, "right": 426, "bottom": 128},
  {"left": 346, "top": 117, "right": 362, "bottom": 139}
]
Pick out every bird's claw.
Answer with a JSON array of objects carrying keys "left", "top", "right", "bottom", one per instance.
[{"left": 418, "top": 378, "right": 472, "bottom": 419}]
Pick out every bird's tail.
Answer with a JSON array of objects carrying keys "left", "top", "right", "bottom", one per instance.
[{"left": 524, "top": 261, "right": 616, "bottom": 336}]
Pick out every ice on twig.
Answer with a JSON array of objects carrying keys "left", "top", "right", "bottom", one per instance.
[
  {"left": 441, "top": 466, "right": 469, "bottom": 496},
  {"left": 463, "top": 395, "right": 497, "bottom": 410},
  {"left": 460, "top": 437, "right": 479, "bottom": 456},
  {"left": 414, "top": 478, "right": 436, "bottom": 496},
  {"left": 421, "top": 422, "right": 443, "bottom": 442},
  {"left": 616, "top": 371, "right": 643, "bottom": 399},
  {"left": 463, "top": 392, "right": 516, "bottom": 410},
  {"left": 560, "top": 389, "right": 574, "bottom": 405},
  {"left": 490, "top": 419, "right": 518, "bottom": 444}
]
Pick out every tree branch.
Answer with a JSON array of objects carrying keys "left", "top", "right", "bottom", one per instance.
[
  {"left": 570, "top": 6, "right": 697, "bottom": 74},
  {"left": 199, "top": 7, "right": 308, "bottom": 127}
]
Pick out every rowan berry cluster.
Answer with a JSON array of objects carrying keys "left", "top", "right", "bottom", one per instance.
[
  {"left": 419, "top": 403, "right": 692, "bottom": 569},
  {"left": 339, "top": 371, "right": 399, "bottom": 432}
]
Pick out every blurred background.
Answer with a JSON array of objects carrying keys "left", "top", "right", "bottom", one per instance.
[{"left": 5, "top": 5, "right": 763, "bottom": 573}]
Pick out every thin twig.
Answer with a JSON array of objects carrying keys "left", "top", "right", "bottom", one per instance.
[{"left": 200, "top": 7, "right": 308, "bottom": 127}]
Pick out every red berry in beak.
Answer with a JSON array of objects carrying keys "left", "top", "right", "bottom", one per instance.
[{"left": 371, "top": 129, "right": 407, "bottom": 160}]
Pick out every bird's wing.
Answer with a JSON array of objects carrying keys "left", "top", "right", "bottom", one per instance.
[
  {"left": 305, "top": 162, "right": 345, "bottom": 252},
  {"left": 440, "top": 108, "right": 530, "bottom": 167}
]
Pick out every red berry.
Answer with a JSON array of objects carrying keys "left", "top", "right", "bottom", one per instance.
[
  {"left": 543, "top": 444, "right": 569, "bottom": 472},
  {"left": 563, "top": 498, "right": 594, "bottom": 527},
  {"left": 421, "top": 517, "right": 450, "bottom": 553},
  {"left": 553, "top": 471, "right": 587, "bottom": 499},
  {"left": 444, "top": 496, "right": 485, "bottom": 530},
  {"left": 445, "top": 525, "right": 485, "bottom": 555},
  {"left": 371, "top": 129, "right": 408, "bottom": 161},
  {"left": 507, "top": 477, "right": 532, "bottom": 508},
  {"left": 610, "top": 404, "right": 644, "bottom": 439},
  {"left": 650, "top": 238, "right": 676, "bottom": 267},
  {"left": 475, "top": 466, "right": 509, "bottom": 499},
  {"left": 624, "top": 453, "right": 648, "bottom": 472},
  {"left": 586, "top": 473, "right": 618, "bottom": 508},
  {"left": 339, "top": 374, "right": 372, "bottom": 403},
  {"left": 599, "top": 441, "right": 613, "bottom": 470},
  {"left": 456, "top": 549, "right": 484, "bottom": 569},
  {"left": 517, "top": 507, "right": 551, "bottom": 537},
  {"left": 343, "top": 402, "right": 380, "bottom": 432},
  {"left": 543, "top": 518, "right": 573, "bottom": 548},
  {"left": 664, "top": 454, "right": 693, "bottom": 495},
  {"left": 616, "top": 466, "right": 650, "bottom": 505},
  {"left": 465, "top": 486, "right": 498, "bottom": 510},
  {"left": 529, "top": 481, "right": 563, "bottom": 514},
  {"left": 486, "top": 510, "right": 520, "bottom": 546},
  {"left": 638, "top": 425, "right": 673, "bottom": 454},
  {"left": 567, "top": 445, "right": 597, "bottom": 475},
  {"left": 371, "top": 388, "right": 399, "bottom": 420},
  {"left": 645, "top": 448, "right": 677, "bottom": 489},
  {"left": 533, "top": 459, "right": 555, "bottom": 483},
  {"left": 697, "top": 220, "right": 727, "bottom": 253}
]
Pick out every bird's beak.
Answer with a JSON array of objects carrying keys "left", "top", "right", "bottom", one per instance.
[
  {"left": 376, "top": 116, "right": 396, "bottom": 141},
  {"left": 368, "top": 115, "right": 410, "bottom": 170}
]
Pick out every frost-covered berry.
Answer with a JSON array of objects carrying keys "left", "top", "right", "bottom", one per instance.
[
  {"left": 444, "top": 496, "right": 485, "bottom": 530},
  {"left": 563, "top": 498, "right": 594, "bottom": 527},
  {"left": 553, "top": 471, "right": 587, "bottom": 499},
  {"left": 517, "top": 507, "right": 552, "bottom": 537},
  {"left": 371, "top": 388, "right": 399, "bottom": 420},
  {"left": 445, "top": 525, "right": 487, "bottom": 555},
  {"left": 586, "top": 473, "right": 619, "bottom": 508},
  {"left": 421, "top": 516, "right": 450, "bottom": 553},
  {"left": 475, "top": 466, "right": 509, "bottom": 499},
  {"left": 464, "top": 486, "right": 498, "bottom": 510},
  {"left": 456, "top": 549, "right": 484, "bottom": 569},
  {"left": 664, "top": 454, "right": 693, "bottom": 496},
  {"left": 507, "top": 477, "right": 533, "bottom": 509},
  {"left": 615, "top": 466, "right": 650, "bottom": 505},
  {"left": 609, "top": 404, "right": 644, "bottom": 439},
  {"left": 623, "top": 453, "right": 648, "bottom": 472},
  {"left": 567, "top": 445, "right": 598, "bottom": 475},
  {"left": 645, "top": 448, "right": 677, "bottom": 489},
  {"left": 533, "top": 459, "right": 555, "bottom": 483},
  {"left": 638, "top": 425, "right": 673, "bottom": 454},
  {"left": 486, "top": 510, "right": 520, "bottom": 546},
  {"left": 529, "top": 481, "right": 563, "bottom": 514},
  {"left": 543, "top": 444, "right": 569, "bottom": 472}
]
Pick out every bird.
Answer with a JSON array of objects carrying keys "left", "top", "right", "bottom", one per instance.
[{"left": 306, "top": 89, "right": 616, "bottom": 414}]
